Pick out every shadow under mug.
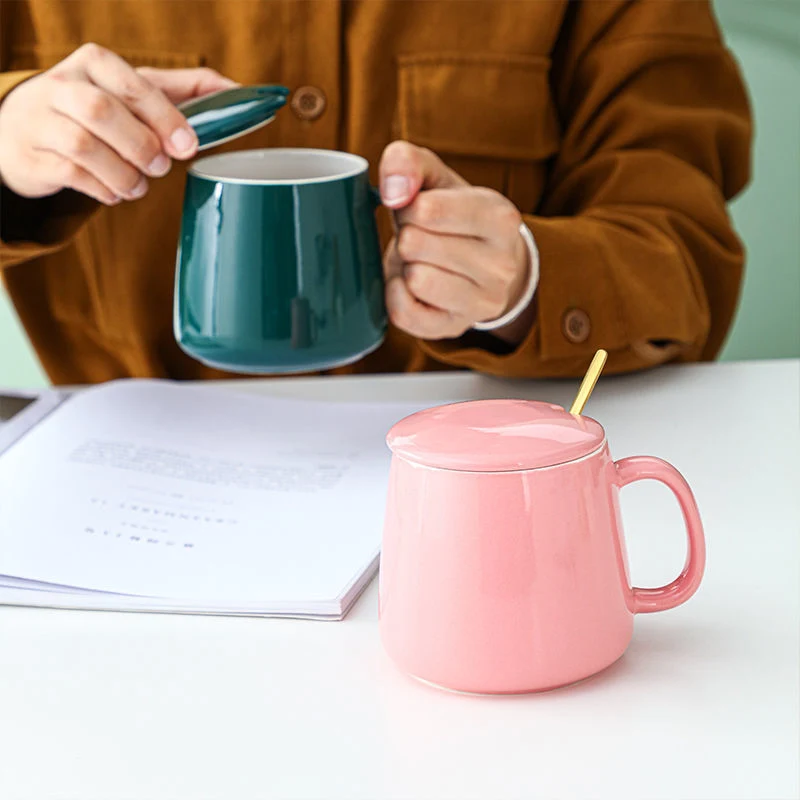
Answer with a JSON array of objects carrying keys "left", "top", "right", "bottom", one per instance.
[{"left": 174, "top": 148, "right": 387, "bottom": 374}]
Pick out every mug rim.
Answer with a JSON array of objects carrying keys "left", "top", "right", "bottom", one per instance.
[
  {"left": 391, "top": 440, "right": 609, "bottom": 475},
  {"left": 385, "top": 398, "right": 607, "bottom": 473},
  {"left": 187, "top": 147, "right": 370, "bottom": 186}
]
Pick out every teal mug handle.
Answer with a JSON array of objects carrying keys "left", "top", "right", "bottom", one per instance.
[{"left": 370, "top": 185, "right": 402, "bottom": 234}]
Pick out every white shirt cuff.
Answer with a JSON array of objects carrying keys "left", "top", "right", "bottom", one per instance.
[{"left": 472, "top": 221, "right": 540, "bottom": 332}]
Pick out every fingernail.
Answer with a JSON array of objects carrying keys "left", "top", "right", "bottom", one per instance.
[
  {"left": 147, "top": 153, "right": 171, "bottom": 177},
  {"left": 128, "top": 176, "right": 148, "bottom": 199},
  {"left": 382, "top": 175, "right": 410, "bottom": 207},
  {"left": 170, "top": 127, "right": 197, "bottom": 156}
]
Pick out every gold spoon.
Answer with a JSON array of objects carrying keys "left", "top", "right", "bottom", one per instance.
[{"left": 569, "top": 349, "right": 608, "bottom": 416}]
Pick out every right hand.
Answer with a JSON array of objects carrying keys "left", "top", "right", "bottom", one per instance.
[{"left": 0, "top": 43, "right": 237, "bottom": 205}]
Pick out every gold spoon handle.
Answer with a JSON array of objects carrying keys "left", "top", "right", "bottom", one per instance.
[{"left": 569, "top": 349, "right": 608, "bottom": 416}]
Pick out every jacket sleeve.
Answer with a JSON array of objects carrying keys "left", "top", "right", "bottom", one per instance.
[
  {"left": 0, "top": 70, "right": 99, "bottom": 270},
  {"left": 420, "top": 0, "right": 752, "bottom": 377}
]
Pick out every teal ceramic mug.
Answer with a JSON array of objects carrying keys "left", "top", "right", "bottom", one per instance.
[{"left": 174, "top": 148, "right": 387, "bottom": 373}]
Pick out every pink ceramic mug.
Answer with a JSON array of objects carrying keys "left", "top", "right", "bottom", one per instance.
[{"left": 379, "top": 399, "right": 706, "bottom": 694}]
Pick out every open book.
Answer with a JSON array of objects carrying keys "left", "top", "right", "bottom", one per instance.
[{"left": 0, "top": 380, "right": 438, "bottom": 619}]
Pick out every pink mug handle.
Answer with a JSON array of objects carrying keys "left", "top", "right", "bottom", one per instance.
[{"left": 615, "top": 456, "right": 706, "bottom": 614}]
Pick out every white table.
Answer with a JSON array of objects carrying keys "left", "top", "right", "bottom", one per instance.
[{"left": 0, "top": 360, "right": 798, "bottom": 800}]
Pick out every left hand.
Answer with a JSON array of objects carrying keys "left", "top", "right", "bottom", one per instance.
[
  {"left": 0, "top": 43, "right": 237, "bottom": 204},
  {"left": 379, "top": 141, "right": 531, "bottom": 340}
]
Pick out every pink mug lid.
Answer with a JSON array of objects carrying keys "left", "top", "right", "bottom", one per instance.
[{"left": 386, "top": 399, "right": 605, "bottom": 472}]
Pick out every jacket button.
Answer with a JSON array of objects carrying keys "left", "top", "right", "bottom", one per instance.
[
  {"left": 291, "top": 86, "right": 327, "bottom": 121},
  {"left": 562, "top": 308, "right": 591, "bottom": 343}
]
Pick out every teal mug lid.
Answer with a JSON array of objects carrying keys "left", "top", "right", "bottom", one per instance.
[{"left": 179, "top": 85, "right": 290, "bottom": 150}]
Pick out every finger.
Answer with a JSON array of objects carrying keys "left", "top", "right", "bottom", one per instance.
[
  {"left": 136, "top": 67, "right": 238, "bottom": 104},
  {"left": 396, "top": 223, "right": 491, "bottom": 285},
  {"left": 383, "top": 236, "right": 404, "bottom": 282},
  {"left": 403, "top": 262, "right": 500, "bottom": 322},
  {"left": 385, "top": 275, "right": 470, "bottom": 341},
  {"left": 379, "top": 140, "right": 467, "bottom": 209},
  {"left": 74, "top": 44, "right": 198, "bottom": 159},
  {"left": 35, "top": 150, "right": 120, "bottom": 206},
  {"left": 396, "top": 186, "right": 522, "bottom": 239},
  {"left": 51, "top": 80, "right": 173, "bottom": 177},
  {"left": 38, "top": 112, "right": 147, "bottom": 200}
]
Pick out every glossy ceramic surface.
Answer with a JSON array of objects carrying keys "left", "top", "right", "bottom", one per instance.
[
  {"left": 380, "top": 400, "right": 706, "bottom": 694},
  {"left": 175, "top": 149, "right": 387, "bottom": 373},
  {"left": 386, "top": 399, "right": 606, "bottom": 471},
  {"left": 179, "top": 85, "right": 289, "bottom": 150}
]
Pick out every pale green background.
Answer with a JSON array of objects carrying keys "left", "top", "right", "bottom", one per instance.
[
  {"left": 715, "top": 0, "right": 800, "bottom": 361},
  {"left": 1, "top": 0, "right": 798, "bottom": 388}
]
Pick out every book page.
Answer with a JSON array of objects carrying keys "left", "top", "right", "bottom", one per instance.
[
  {"left": 0, "top": 389, "right": 65, "bottom": 455},
  {"left": 0, "top": 380, "right": 437, "bottom": 605}
]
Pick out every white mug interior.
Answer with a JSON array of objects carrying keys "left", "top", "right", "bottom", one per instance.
[{"left": 188, "top": 148, "right": 369, "bottom": 185}]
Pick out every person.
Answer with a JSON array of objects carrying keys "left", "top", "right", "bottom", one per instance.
[{"left": 0, "top": 0, "right": 752, "bottom": 384}]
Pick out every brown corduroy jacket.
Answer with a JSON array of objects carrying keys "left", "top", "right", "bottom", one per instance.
[{"left": 0, "top": 0, "right": 752, "bottom": 384}]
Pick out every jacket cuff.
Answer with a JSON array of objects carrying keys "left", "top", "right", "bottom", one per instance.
[
  {"left": 418, "top": 213, "right": 629, "bottom": 377},
  {"left": 525, "top": 214, "right": 628, "bottom": 360},
  {"left": 1, "top": 186, "right": 99, "bottom": 269}
]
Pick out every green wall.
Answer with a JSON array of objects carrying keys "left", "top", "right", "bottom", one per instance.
[
  {"left": 0, "top": 279, "right": 48, "bottom": 388},
  {"left": 715, "top": 0, "right": 800, "bottom": 360}
]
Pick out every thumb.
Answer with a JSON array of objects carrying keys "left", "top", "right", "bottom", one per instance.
[
  {"left": 136, "top": 67, "right": 238, "bottom": 104},
  {"left": 379, "top": 140, "right": 467, "bottom": 210}
]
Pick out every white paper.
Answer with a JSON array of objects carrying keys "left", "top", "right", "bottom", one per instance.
[
  {"left": 0, "top": 380, "right": 439, "bottom": 615},
  {"left": 0, "top": 388, "right": 65, "bottom": 454}
]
